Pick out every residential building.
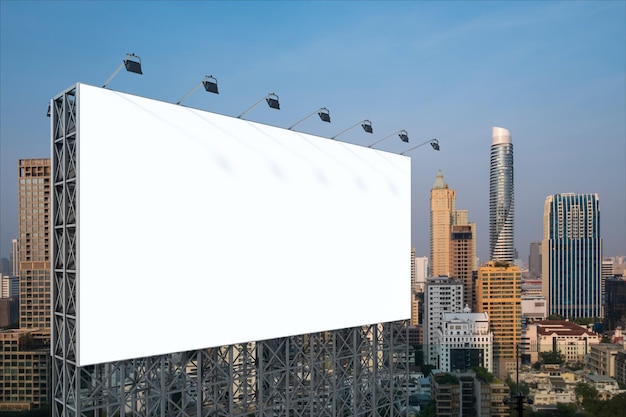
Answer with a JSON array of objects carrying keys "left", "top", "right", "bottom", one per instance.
[
  {"left": 11, "top": 239, "right": 19, "bottom": 277},
  {"left": 476, "top": 261, "right": 521, "bottom": 378},
  {"left": 587, "top": 343, "right": 623, "bottom": 378},
  {"left": 585, "top": 374, "right": 625, "bottom": 401},
  {"left": 542, "top": 193, "right": 602, "bottom": 319},
  {"left": 17, "top": 158, "right": 51, "bottom": 328},
  {"left": 424, "top": 276, "right": 464, "bottom": 367},
  {"left": 615, "top": 351, "right": 626, "bottom": 385},
  {"left": 0, "top": 297, "right": 19, "bottom": 328},
  {"left": 489, "top": 127, "right": 515, "bottom": 263},
  {"left": 0, "top": 329, "right": 50, "bottom": 410},
  {"left": 0, "top": 158, "right": 51, "bottom": 411}
]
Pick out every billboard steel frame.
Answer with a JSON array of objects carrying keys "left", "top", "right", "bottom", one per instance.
[{"left": 51, "top": 83, "right": 410, "bottom": 417}]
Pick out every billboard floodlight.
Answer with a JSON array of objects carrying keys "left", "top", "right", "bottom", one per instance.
[
  {"left": 331, "top": 119, "right": 373, "bottom": 140},
  {"left": 288, "top": 107, "right": 331, "bottom": 130},
  {"left": 102, "top": 53, "right": 143, "bottom": 88},
  {"left": 401, "top": 138, "right": 440, "bottom": 155},
  {"left": 368, "top": 130, "right": 410, "bottom": 148},
  {"left": 238, "top": 93, "right": 280, "bottom": 119},
  {"left": 177, "top": 75, "right": 219, "bottom": 105}
]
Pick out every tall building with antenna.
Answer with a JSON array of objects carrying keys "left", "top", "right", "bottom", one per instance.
[{"left": 489, "top": 127, "right": 514, "bottom": 263}]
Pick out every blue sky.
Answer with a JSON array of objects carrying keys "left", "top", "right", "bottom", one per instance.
[{"left": 1, "top": 1, "right": 624, "bottom": 263}]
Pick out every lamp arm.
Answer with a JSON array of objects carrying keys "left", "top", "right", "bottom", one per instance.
[
  {"left": 367, "top": 132, "right": 397, "bottom": 148},
  {"left": 331, "top": 121, "right": 363, "bottom": 140},
  {"left": 288, "top": 109, "right": 319, "bottom": 130},
  {"left": 102, "top": 62, "right": 125, "bottom": 88},
  {"left": 238, "top": 95, "right": 268, "bottom": 119},
  {"left": 401, "top": 139, "right": 437, "bottom": 155},
  {"left": 176, "top": 81, "right": 204, "bottom": 105}
]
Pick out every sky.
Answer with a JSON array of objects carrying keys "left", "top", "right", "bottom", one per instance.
[{"left": 1, "top": 1, "right": 624, "bottom": 264}]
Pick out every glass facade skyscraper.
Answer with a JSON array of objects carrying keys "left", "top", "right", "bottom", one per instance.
[
  {"left": 542, "top": 193, "right": 602, "bottom": 319},
  {"left": 489, "top": 127, "right": 514, "bottom": 262}
]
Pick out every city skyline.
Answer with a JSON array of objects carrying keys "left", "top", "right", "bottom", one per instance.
[{"left": 1, "top": 1, "right": 625, "bottom": 262}]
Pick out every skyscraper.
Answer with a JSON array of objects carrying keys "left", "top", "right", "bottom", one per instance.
[
  {"left": 430, "top": 170, "right": 456, "bottom": 276},
  {"left": 528, "top": 241, "right": 542, "bottom": 280},
  {"left": 489, "top": 127, "right": 514, "bottom": 263},
  {"left": 0, "top": 159, "right": 51, "bottom": 410},
  {"left": 450, "top": 224, "right": 477, "bottom": 309},
  {"left": 17, "top": 158, "right": 51, "bottom": 329},
  {"left": 542, "top": 193, "right": 602, "bottom": 319}
]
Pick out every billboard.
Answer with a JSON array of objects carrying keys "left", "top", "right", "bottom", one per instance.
[{"left": 75, "top": 83, "right": 410, "bottom": 366}]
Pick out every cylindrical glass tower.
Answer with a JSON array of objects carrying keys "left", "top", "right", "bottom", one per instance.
[{"left": 489, "top": 127, "right": 514, "bottom": 262}]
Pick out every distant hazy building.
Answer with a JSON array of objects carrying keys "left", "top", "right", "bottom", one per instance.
[
  {"left": 1, "top": 274, "right": 19, "bottom": 298},
  {"left": 489, "top": 127, "right": 515, "bottom": 263},
  {"left": 604, "top": 277, "right": 626, "bottom": 331},
  {"left": 542, "top": 193, "right": 602, "bottom": 319},
  {"left": 414, "top": 256, "right": 428, "bottom": 290},
  {"left": 424, "top": 276, "right": 464, "bottom": 366},
  {"left": 528, "top": 241, "right": 542, "bottom": 280},
  {"left": 476, "top": 261, "right": 521, "bottom": 378},
  {"left": 450, "top": 224, "right": 477, "bottom": 309},
  {"left": 435, "top": 308, "right": 493, "bottom": 373},
  {"left": 430, "top": 170, "right": 457, "bottom": 276},
  {"left": 11, "top": 239, "right": 19, "bottom": 277}
]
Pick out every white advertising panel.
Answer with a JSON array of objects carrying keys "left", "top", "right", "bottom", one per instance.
[{"left": 77, "top": 83, "right": 410, "bottom": 366}]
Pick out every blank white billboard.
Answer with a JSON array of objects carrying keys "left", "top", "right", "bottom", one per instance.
[{"left": 76, "top": 83, "right": 410, "bottom": 366}]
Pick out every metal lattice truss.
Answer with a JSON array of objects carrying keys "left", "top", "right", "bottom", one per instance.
[{"left": 51, "top": 84, "right": 410, "bottom": 417}]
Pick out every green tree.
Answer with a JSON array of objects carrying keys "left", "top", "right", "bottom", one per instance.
[
  {"left": 547, "top": 314, "right": 565, "bottom": 320},
  {"left": 575, "top": 382, "right": 599, "bottom": 410},
  {"left": 540, "top": 350, "right": 565, "bottom": 364}
]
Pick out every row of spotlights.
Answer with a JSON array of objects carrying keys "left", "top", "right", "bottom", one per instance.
[{"left": 52, "top": 53, "right": 440, "bottom": 153}]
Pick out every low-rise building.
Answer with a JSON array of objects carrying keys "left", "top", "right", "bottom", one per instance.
[
  {"left": 587, "top": 343, "right": 624, "bottom": 378},
  {"left": 522, "top": 320, "right": 600, "bottom": 364},
  {"left": 435, "top": 308, "right": 493, "bottom": 373},
  {"left": 585, "top": 374, "right": 626, "bottom": 401}
]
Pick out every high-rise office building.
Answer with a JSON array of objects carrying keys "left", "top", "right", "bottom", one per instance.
[
  {"left": 476, "top": 261, "right": 521, "bottom": 378},
  {"left": 17, "top": 158, "right": 51, "bottom": 329},
  {"left": 450, "top": 224, "right": 477, "bottom": 309},
  {"left": 430, "top": 170, "right": 457, "bottom": 276},
  {"left": 489, "top": 127, "right": 514, "bottom": 263},
  {"left": 542, "top": 193, "right": 602, "bottom": 319}
]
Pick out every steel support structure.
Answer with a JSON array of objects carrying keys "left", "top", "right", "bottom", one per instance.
[{"left": 51, "top": 84, "right": 410, "bottom": 417}]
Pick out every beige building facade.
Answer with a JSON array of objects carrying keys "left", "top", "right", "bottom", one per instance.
[
  {"left": 430, "top": 170, "right": 457, "bottom": 277},
  {"left": 476, "top": 261, "right": 522, "bottom": 378}
]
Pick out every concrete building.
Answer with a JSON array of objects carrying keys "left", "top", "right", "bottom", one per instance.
[
  {"left": 489, "top": 127, "right": 515, "bottom": 263},
  {"left": 450, "top": 224, "right": 477, "bottom": 310},
  {"left": 0, "top": 329, "right": 50, "bottom": 410},
  {"left": 521, "top": 295, "right": 548, "bottom": 323},
  {"left": 0, "top": 158, "right": 51, "bottom": 411},
  {"left": 521, "top": 320, "right": 600, "bottom": 364},
  {"left": 585, "top": 374, "right": 625, "bottom": 401},
  {"left": 413, "top": 256, "right": 428, "bottom": 291},
  {"left": 436, "top": 308, "right": 493, "bottom": 373},
  {"left": 430, "top": 170, "right": 457, "bottom": 277},
  {"left": 11, "top": 239, "right": 19, "bottom": 277},
  {"left": 0, "top": 297, "right": 19, "bottom": 328},
  {"left": 17, "top": 158, "right": 51, "bottom": 329},
  {"left": 587, "top": 343, "right": 623, "bottom": 378},
  {"left": 476, "top": 261, "right": 521, "bottom": 378},
  {"left": 424, "top": 276, "right": 464, "bottom": 367},
  {"left": 615, "top": 351, "right": 626, "bottom": 385},
  {"left": 542, "top": 193, "right": 602, "bottom": 319},
  {"left": 1, "top": 274, "right": 19, "bottom": 298}
]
